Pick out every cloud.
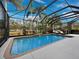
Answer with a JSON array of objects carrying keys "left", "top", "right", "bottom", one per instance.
[
  {"left": 56, "top": 3, "right": 67, "bottom": 8},
  {"left": 34, "top": 0, "right": 45, "bottom": 4},
  {"left": 63, "top": 13, "right": 74, "bottom": 17},
  {"left": 26, "top": 15, "right": 40, "bottom": 20}
]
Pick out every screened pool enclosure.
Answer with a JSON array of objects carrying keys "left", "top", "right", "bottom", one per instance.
[{"left": 0, "top": 0, "right": 79, "bottom": 46}]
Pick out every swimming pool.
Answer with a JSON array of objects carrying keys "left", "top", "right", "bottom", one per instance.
[{"left": 11, "top": 34, "right": 64, "bottom": 56}]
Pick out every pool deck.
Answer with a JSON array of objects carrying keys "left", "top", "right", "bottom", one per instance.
[{"left": 0, "top": 34, "right": 79, "bottom": 59}]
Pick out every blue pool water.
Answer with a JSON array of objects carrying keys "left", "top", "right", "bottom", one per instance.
[{"left": 11, "top": 34, "right": 64, "bottom": 55}]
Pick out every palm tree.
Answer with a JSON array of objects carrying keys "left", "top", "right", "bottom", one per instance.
[
  {"left": 27, "top": 5, "right": 46, "bottom": 17},
  {"left": 4, "top": 0, "right": 24, "bottom": 10}
]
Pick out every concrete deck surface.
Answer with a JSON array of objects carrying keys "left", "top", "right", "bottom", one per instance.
[{"left": 0, "top": 34, "right": 79, "bottom": 59}]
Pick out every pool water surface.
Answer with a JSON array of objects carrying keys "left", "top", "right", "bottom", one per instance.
[{"left": 11, "top": 34, "right": 64, "bottom": 56}]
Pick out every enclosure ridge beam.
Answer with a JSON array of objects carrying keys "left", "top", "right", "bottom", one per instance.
[{"left": 69, "top": 5, "right": 79, "bottom": 9}]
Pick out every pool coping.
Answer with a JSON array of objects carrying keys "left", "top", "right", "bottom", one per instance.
[{"left": 3, "top": 33, "right": 67, "bottom": 59}]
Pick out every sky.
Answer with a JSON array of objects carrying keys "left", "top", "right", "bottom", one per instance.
[{"left": 3, "top": 0, "right": 79, "bottom": 23}]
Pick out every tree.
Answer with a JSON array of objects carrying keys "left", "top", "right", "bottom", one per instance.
[
  {"left": 4, "top": 0, "right": 24, "bottom": 10},
  {"left": 27, "top": 5, "right": 46, "bottom": 17},
  {"left": 10, "top": 20, "right": 22, "bottom": 30}
]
